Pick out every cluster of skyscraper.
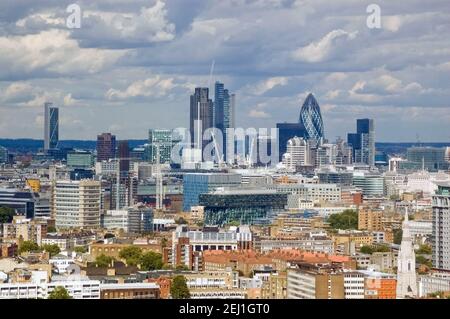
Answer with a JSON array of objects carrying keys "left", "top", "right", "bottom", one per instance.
[
  {"left": 189, "top": 82, "right": 236, "bottom": 160},
  {"left": 277, "top": 93, "right": 375, "bottom": 169}
]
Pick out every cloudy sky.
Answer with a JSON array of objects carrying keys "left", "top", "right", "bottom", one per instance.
[{"left": 0, "top": 0, "right": 449, "bottom": 142}]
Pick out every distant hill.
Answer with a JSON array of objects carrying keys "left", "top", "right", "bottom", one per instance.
[
  {"left": 0, "top": 139, "right": 449, "bottom": 155},
  {"left": 0, "top": 139, "right": 147, "bottom": 153}
]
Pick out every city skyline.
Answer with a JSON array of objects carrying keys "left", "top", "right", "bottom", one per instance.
[{"left": 0, "top": 1, "right": 449, "bottom": 142}]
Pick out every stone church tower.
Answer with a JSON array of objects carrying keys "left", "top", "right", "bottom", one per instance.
[{"left": 396, "top": 211, "right": 418, "bottom": 299}]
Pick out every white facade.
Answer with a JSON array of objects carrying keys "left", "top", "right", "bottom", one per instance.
[
  {"left": 53, "top": 179, "right": 101, "bottom": 229},
  {"left": 343, "top": 271, "right": 365, "bottom": 299},
  {"left": 396, "top": 212, "right": 418, "bottom": 299},
  {"left": 418, "top": 272, "right": 450, "bottom": 297},
  {"left": 287, "top": 268, "right": 315, "bottom": 299}
]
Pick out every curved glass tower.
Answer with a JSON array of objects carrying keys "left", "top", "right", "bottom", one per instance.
[{"left": 299, "top": 93, "right": 324, "bottom": 142}]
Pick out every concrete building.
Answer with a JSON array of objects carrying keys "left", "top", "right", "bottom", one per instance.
[
  {"left": 52, "top": 179, "right": 101, "bottom": 229},
  {"left": 432, "top": 183, "right": 450, "bottom": 270},
  {"left": 343, "top": 271, "right": 365, "bottom": 299},
  {"left": 287, "top": 263, "right": 345, "bottom": 299},
  {"left": 358, "top": 208, "right": 383, "bottom": 231},
  {"left": 418, "top": 272, "right": 450, "bottom": 298},
  {"left": 101, "top": 206, "right": 153, "bottom": 234}
]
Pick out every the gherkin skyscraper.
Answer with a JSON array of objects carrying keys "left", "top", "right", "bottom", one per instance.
[{"left": 299, "top": 93, "right": 324, "bottom": 142}]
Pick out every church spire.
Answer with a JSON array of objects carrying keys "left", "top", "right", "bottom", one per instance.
[{"left": 396, "top": 208, "right": 417, "bottom": 299}]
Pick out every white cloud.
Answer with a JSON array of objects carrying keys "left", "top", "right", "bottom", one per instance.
[
  {"left": 248, "top": 77, "right": 288, "bottom": 95},
  {"left": 0, "top": 29, "right": 125, "bottom": 79},
  {"left": 291, "top": 29, "right": 358, "bottom": 63},
  {"left": 106, "top": 76, "right": 177, "bottom": 100},
  {"left": 249, "top": 109, "right": 270, "bottom": 118}
]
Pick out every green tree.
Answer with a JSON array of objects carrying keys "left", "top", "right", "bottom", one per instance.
[
  {"left": 140, "top": 251, "right": 163, "bottom": 271},
  {"left": 416, "top": 244, "right": 432, "bottom": 255},
  {"left": 19, "top": 241, "right": 41, "bottom": 254},
  {"left": 119, "top": 246, "right": 142, "bottom": 266},
  {"left": 170, "top": 275, "right": 191, "bottom": 299},
  {"left": 175, "top": 264, "right": 190, "bottom": 271},
  {"left": 48, "top": 286, "right": 72, "bottom": 299},
  {"left": 416, "top": 255, "right": 432, "bottom": 268},
  {"left": 328, "top": 210, "right": 358, "bottom": 230},
  {"left": 42, "top": 244, "right": 61, "bottom": 257},
  {"left": 393, "top": 229, "right": 403, "bottom": 245},
  {"left": 95, "top": 254, "right": 114, "bottom": 267},
  {"left": 0, "top": 206, "right": 15, "bottom": 223},
  {"left": 47, "top": 226, "right": 57, "bottom": 233},
  {"left": 360, "top": 246, "right": 374, "bottom": 254},
  {"left": 74, "top": 246, "right": 88, "bottom": 254}
]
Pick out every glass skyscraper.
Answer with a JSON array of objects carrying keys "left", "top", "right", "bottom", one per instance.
[
  {"left": 214, "top": 81, "right": 235, "bottom": 160},
  {"left": 190, "top": 87, "right": 213, "bottom": 152},
  {"left": 347, "top": 118, "right": 375, "bottom": 166},
  {"left": 299, "top": 93, "right": 324, "bottom": 143},
  {"left": 44, "top": 102, "right": 59, "bottom": 150},
  {"left": 96, "top": 133, "right": 116, "bottom": 162},
  {"left": 276, "top": 123, "right": 306, "bottom": 161},
  {"left": 148, "top": 129, "right": 173, "bottom": 164}
]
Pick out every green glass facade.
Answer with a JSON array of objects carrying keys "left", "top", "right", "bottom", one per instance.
[{"left": 200, "top": 192, "right": 288, "bottom": 226}]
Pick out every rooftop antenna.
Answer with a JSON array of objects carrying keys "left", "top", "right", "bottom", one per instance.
[{"left": 207, "top": 60, "right": 215, "bottom": 92}]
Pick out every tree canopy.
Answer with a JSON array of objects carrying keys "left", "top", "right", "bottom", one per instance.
[
  {"left": 360, "top": 245, "right": 391, "bottom": 255},
  {"left": 19, "top": 241, "right": 41, "bottom": 254},
  {"left": 170, "top": 275, "right": 191, "bottom": 299},
  {"left": 95, "top": 254, "right": 115, "bottom": 268},
  {"left": 327, "top": 210, "right": 358, "bottom": 230},
  {"left": 42, "top": 244, "right": 61, "bottom": 257},
  {"left": 48, "top": 286, "right": 72, "bottom": 299},
  {"left": 119, "top": 246, "right": 143, "bottom": 266},
  {"left": 0, "top": 206, "right": 15, "bottom": 223},
  {"left": 140, "top": 251, "right": 163, "bottom": 271}
]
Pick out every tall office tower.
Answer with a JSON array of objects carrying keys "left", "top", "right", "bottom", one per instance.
[
  {"left": 96, "top": 133, "right": 116, "bottom": 162},
  {"left": 44, "top": 102, "right": 59, "bottom": 150},
  {"left": 214, "top": 82, "right": 232, "bottom": 160},
  {"left": 190, "top": 87, "right": 213, "bottom": 152},
  {"left": 432, "top": 183, "right": 450, "bottom": 270},
  {"left": 282, "top": 137, "right": 309, "bottom": 170},
  {"left": 396, "top": 211, "right": 418, "bottom": 299},
  {"left": 0, "top": 146, "right": 8, "bottom": 164},
  {"left": 117, "top": 140, "right": 130, "bottom": 174},
  {"left": 276, "top": 123, "right": 306, "bottom": 162},
  {"left": 299, "top": 93, "right": 324, "bottom": 144},
  {"left": 347, "top": 118, "right": 375, "bottom": 166},
  {"left": 148, "top": 129, "right": 173, "bottom": 163},
  {"left": 52, "top": 179, "right": 101, "bottom": 229}
]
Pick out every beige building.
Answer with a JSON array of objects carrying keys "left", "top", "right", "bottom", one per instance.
[
  {"left": 358, "top": 208, "right": 383, "bottom": 231},
  {"left": 287, "top": 264, "right": 345, "bottom": 299},
  {"left": 52, "top": 179, "right": 101, "bottom": 229}
]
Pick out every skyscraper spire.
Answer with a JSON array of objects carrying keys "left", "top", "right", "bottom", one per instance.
[
  {"left": 299, "top": 93, "right": 324, "bottom": 144},
  {"left": 396, "top": 208, "right": 417, "bottom": 299}
]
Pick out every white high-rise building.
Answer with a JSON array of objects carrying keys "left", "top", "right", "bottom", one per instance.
[
  {"left": 282, "top": 137, "right": 309, "bottom": 170},
  {"left": 432, "top": 183, "right": 450, "bottom": 270},
  {"left": 396, "top": 211, "right": 418, "bottom": 299},
  {"left": 52, "top": 179, "right": 101, "bottom": 229}
]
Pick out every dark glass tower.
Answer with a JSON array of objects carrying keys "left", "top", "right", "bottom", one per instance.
[
  {"left": 96, "top": 133, "right": 116, "bottom": 162},
  {"left": 299, "top": 93, "right": 324, "bottom": 143},
  {"left": 347, "top": 118, "right": 375, "bottom": 166},
  {"left": 44, "top": 102, "right": 59, "bottom": 150},
  {"left": 276, "top": 122, "right": 306, "bottom": 161},
  {"left": 214, "top": 81, "right": 232, "bottom": 160},
  {"left": 190, "top": 87, "right": 213, "bottom": 152}
]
